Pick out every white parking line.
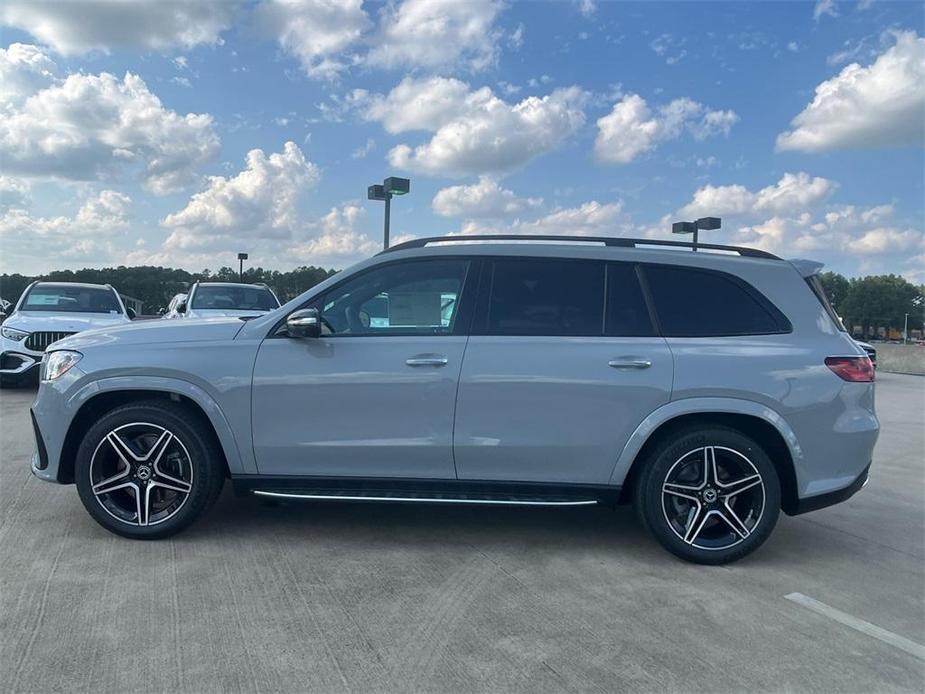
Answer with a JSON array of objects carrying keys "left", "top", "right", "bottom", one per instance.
[{"left": 785, "top": 592, "right": 925, "bottom": 661}]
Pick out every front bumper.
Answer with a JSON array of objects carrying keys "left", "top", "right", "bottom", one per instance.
[
  {"left": 0, "top": 350, "right": 41, "bottom": 383},
  {"left": 788, "top": 464, "right": 871, "bottom": 515}
]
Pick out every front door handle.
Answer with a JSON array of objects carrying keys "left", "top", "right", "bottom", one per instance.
[
  {"left": 406, "top": 354, "right": 448, "bottom": 367},
  {"left": 608, "top": 358, "right": 652, "bottom": 370}
]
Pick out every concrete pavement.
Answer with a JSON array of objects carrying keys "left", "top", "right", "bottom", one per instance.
[{"left": 1, "top": 373, "right": 923, "bottom": 692}]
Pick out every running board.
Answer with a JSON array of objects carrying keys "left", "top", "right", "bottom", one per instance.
[{"left": 252, "top": 489, "right": 599, "bottom": 507}]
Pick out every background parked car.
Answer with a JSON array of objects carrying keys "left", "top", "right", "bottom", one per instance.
[
  {"left": 176, "top": 282, "right": 280, "bottom": 319},
  {"left": 162, "top": 292, "right": 188, "bottom": 319},
  {"left": 0, "top": 282, "right": 133, "bottom": 387}
]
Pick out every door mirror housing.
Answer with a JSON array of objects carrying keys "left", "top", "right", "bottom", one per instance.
[
  {"left": 176, "top": 302, "right": 186, "bottom": 314},
  {"left": 126, "top": 307, "right": 137, "bottom": 320},
  {"left": 287, "top": 308, "right": 321, "bottom": 338}
]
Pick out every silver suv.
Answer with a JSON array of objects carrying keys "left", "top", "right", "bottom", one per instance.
[{"left": 29, "top": 236, "right": 878, "bottom": 564}]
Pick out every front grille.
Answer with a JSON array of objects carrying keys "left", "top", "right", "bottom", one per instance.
[{"left": 24, "top": 331, "right": 75, "bottom": 352}]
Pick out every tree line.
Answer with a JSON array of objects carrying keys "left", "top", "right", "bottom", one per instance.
[
  {"left": 818, "top": 272, "right": 924, "bottom": 338},
  {"left": 0, "top": 265, "right": 338, "bottom": 314}
]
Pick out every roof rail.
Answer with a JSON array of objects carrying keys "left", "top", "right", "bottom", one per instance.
[{"left": 380, "top": 234, "right": 780, "bottom": 260}]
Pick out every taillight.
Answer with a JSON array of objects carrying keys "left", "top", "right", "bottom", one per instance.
[{"left": 825, "top": 356, "right": 875, "bottom": 382}]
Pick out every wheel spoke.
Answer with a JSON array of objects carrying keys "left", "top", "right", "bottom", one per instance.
[
  {"left": 106, "top": 431, "right": 142, "bottom": 463},
  {"left": 144, "top": 430, "right": 174, "bottom": 465},
  {"left": 719, "top": 474, "right": 762, "bottom": 498},
  {"left": 151, "top": 478, "right": 192, "bottom": 495},
  {"left": 719, "top": 501, "right": 751, "bottom": 539},
  {"left": 663, "top": 482, "right": 700, "bottom": 502},
  {"left": 91, "top": 464, "right": 131, "bottom": 496},
  {"left": 703, "top": 446, "right": 719, "bottom": 487},
  {"left": 682, "top": 502, "right": 710, "bottom": 545},
  {"left": 134, "top": 484, "right": 152, "bottom": 526}
]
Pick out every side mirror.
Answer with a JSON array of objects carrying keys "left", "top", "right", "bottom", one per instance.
[
  {"left": 126, "top": 307, "right": 137, "bottom": 320},
  {"left": 286, "top": 308, "right": 321, "bottom": 338},
  {"left": 176, "top": 302, "right": 186, "bottom": 314}
]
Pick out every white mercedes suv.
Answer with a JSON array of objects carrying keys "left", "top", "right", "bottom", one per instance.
[{"left": 0, "top": 282, "right": 133, "bottom": 387}]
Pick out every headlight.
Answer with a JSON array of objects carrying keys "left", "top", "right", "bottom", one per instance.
[
  {"left": 1, "top": 326, "right": 28, "bottom": 341},
  {"left": 42, "top": 350, "right": 82, "bottom": 381}
]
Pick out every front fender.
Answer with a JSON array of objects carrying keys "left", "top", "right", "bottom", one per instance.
[
  {"left": 68, "top": 375, "right": 254, "bottom": 475},
  {"left": 608, "top": 397, "right": 804, "bottom": 487}
]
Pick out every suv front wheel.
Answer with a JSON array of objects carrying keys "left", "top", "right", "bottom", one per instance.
[
  {"left": 634, "top": 426, "right": 781, "bottom": 564},
  {"left": 75, "top": 401, "right": 225, "bottom": 539}
]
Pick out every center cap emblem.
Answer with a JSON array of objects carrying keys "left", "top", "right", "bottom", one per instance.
[
  {"left": 702, "top": 488, "right": 718, "bottom": 503},
  {"left": 136, "top": 465, "right": 152, "bottom": 481}
]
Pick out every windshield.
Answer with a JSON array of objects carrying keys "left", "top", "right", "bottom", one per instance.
[
  {"left": 191, "top": 285, "right": 279, "bottom": 311},
  {"left": 21, "top": 285, "right": 123, "bottom": 313}
]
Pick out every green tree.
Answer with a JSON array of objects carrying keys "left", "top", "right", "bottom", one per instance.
[
  {"left": 840, "top": 275, "right": 924, "bottom": 338},
  {"left": 819, "top": 271, "right": 850, "bottom": 312}
]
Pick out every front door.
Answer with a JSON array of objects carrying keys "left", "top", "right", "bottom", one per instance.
[
  {"left": 251, "top": 257, "right": 474, "bottom": 478},
  {"left": 453, "top": 257, "right": 673, "bottom": 485}
]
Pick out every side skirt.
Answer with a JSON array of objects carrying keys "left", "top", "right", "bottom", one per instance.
[{"left": 232, "top": 475, "right": 621, "bottom": 508}]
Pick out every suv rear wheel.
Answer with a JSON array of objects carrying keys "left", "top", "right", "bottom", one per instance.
[
  {"left": 75, "top": 401, "right": 224, "bottom": 539},
  {"left": 634, "top": 425, "right": 781, "bottom": 564}
]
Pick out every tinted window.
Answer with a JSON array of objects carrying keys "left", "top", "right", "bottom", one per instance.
[
  {"left": 488, "top": 259, "right": 604, "bottom": 336},
  {"left": 191, "top": 286, "right": 279, "bottom": 311},
  {"left": 22, "top": 285, "right": 122, "bottom": 313},
  {"left": 606, "top": 263, "right": 654, "bottom": 337},
  {"left": 319, "top": 259, "right": 469, "bottom": 336},
  {"left": 644, "top": 265, "right": 787, "bottom": 337}
]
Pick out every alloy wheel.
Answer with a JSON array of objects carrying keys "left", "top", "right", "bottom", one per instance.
[
  {"left": 89, "top": 422, "right": 193, "bottom": 526},
  {"left": 661, "top": 445, "right": 766, "bottom": 551}
]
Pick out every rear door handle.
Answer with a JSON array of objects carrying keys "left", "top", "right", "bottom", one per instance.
[
  {"left": 406, "top": 354, "right": 448, "bottom": 367},
  {"left": 608, "top": 358, "right": 652, "bottom": 370}
]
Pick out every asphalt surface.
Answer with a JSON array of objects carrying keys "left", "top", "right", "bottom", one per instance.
[{"left": 1, "top": 373, "right": 923, "bottom": 693}]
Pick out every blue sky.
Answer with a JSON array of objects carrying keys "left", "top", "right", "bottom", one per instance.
[{"left": 1, "top": 0, "right": 922, "bottom": 280}]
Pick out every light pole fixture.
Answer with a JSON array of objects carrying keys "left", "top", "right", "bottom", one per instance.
[
  {"left": 368, "top": 176, "right": 410, "bottom": 249},
  {"left": 237, "top": 252, "right": 248, "bottom": 282},
  {"left": 672, "top": 216, "right": 721, "bottom": 251}
]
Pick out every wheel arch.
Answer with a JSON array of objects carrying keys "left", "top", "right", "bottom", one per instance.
[
  {"left": 59, "top": 379, "right": 246, "bottom": 483},
  {"left": 612, "top": 400, "right": 801, "bottom": 514}
]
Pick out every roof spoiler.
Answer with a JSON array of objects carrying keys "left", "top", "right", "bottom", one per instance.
[{"left": 789, "top": 259, "right": 825, "bottom": 278}]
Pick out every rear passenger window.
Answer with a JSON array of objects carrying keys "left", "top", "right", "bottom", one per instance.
[
  {"left": 606, "top": 263, "right": 654, "bottom": 336},
  {"left": 644, "top": 265, "right": 788, "bottom": 337},
  {"left": 488, "top": 259, "right": 604, "bottom": 336}
]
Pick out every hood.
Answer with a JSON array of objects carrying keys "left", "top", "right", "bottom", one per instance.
[
  {"left": 186, "top": 308, "right": 270, "bottom": 319},
  {"left": 52, "top": 317, "right": 246, "bottom": 351},
  {"left": 7, "top": 311, "right": 130, "bottom": 333}
]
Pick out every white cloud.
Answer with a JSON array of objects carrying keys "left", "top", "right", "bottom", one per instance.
[
  {"left": 777, "top": 31, "right": 925, "bottom": 152},
  {"left": 849, "top": 227, "right": 923, "bottom": 254},
  {"left": 368, "top": 0, "right": 505, "bottom": 72},
  {"left": 458, "top": 200, "right": 627, "bottom": 237},
  {"left": 594, "top": 94, "right": 738, "bottom": 164},
  {"left": 0, "top": 190, "right": 131, "bottom": 271},
  {"left": 0, "top": 1, "right": 239, "bottom": 55},
  {"left": 678, "top": 172, "right": 837, "bottom": 218},
  {"left": 351, "top": 138, "right": 376, "bottom": 159},
  {"left": 0, "top": 43, "right": 58, "bottom": 109},
  {"left": 288, "top": 204, "right": 380, "bottom": 261},
  {"left": 432, "top": 177, "right": 543, "bottom": 218},
  {"left": 576, "top": 0, "right": 597, "bottom": 19},
  {"left": 162, "top": 142, "right": 320, "bottom": 251},
  {"left": 813, "top": 0, "right": 838, "bottom": 21},
  {"left": 0, "top": 176, "right": 30, "bottom": 211},
  {"left": 0, "top": 46, "right": 220, "bottom": 193},
  {"left": 365, "top": 77, "right": 587, "bottom": 177},
  {"left": 255, "top": 0, "right": 370, "bottom": 79},
  {"left": 650, "top": 33, "right": 687, "bottom": 65}
]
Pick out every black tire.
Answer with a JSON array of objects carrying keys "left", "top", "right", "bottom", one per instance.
[
  {"left": 75, "top": 400, "right": 225, "bottom": 539},
  {"left": 633, "top": 425, "right": 781, "bottom": 565}
]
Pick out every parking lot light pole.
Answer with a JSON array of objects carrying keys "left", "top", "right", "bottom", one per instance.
[
  {"left": 368, "top": 177, "right": 410, "bottom": 249},
  {"left": 672, "top": 216, "right": 722, "bottom": 251},
  {"left": 238, "top": 252, "right": 248, "bottom": 282}
]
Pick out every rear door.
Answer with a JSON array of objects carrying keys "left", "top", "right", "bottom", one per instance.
[{"left": 453, "top": 257, "right": 673, "bottom": 485}]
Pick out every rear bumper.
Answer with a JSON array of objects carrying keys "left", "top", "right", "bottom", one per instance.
[{"left": 787, "top": 463, "right": 870, "bottom": 515}]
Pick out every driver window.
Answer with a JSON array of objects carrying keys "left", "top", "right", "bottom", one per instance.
[{"left": 319, "top": 259, "right": 469, "bottom": 336}]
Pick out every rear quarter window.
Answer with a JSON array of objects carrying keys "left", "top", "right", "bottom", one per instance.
[{"left": 643, "top": 265, "right": 790, "bottom": 337}]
